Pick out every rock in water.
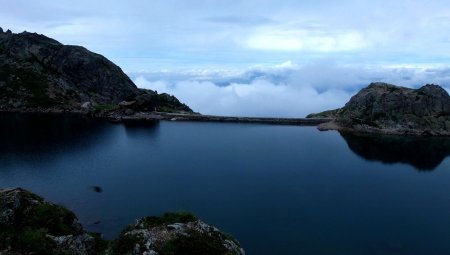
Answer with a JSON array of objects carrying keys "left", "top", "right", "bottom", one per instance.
[
  {"left": 0, "top": 29, "right": 191, "bottom": 113},
  {"left": 310, "top": 82, "right": 450, "bottom": 136}
]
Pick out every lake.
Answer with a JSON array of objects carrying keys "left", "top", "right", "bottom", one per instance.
[{"left": 1, "top": 113, "right": 450, "bottom": 255}]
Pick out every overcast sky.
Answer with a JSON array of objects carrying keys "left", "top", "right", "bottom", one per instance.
[{"left": 2, "top": 0, "right": 450, "bottom": 116}]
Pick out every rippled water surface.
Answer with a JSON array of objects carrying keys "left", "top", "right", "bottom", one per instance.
[{"left": 1, "top": 113, "right": 450, "bottom": 254}]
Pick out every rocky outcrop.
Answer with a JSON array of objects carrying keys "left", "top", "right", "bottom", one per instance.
[
  {"left": 0, "top": 188, "right": 96, "bottom": 254},
  {"left": 0, "top": 28, "right": 191, "bottom": 114},
  {"left": 113, "top": 212, "right": 244, "bottom": 255},
  {"left": 0, "top": 188, "right": 244, "bottom": 255},
  {"left": 310, "top": 82, "right": 450, "bottom": 136}
]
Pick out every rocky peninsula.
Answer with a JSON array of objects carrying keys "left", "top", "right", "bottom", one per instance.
[
  {"left": 308, "top": 82, "right": 450, "bottom": 136},
  {"left": 0, "top": 188, "right": 244, "bottom": 255}
]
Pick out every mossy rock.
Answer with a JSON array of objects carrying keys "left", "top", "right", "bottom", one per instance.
[
  {"left": 113, "top": 212, "right": 244, "bottom": 255},
  {"left": 1, "top": 189, "right": 244, "bottom": 255},
  {"left": 158, "top": 230, "right": 229, "bottom": 255},
  {"left": 0, "top": 188, "right": 93, "bottom": 254},
  {"left": 140, "top": 212, "right": 198, "bottom": 228}
]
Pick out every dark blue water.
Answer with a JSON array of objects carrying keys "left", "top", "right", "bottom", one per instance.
[{"left": 1, "top": 113, "right": 450, "bottom": 255}]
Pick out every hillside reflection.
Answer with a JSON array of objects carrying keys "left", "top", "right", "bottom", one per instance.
[
  {"left": 340, "top": 132, "right": 450, "bottom": 171},
  {"left": 0, "top": 113, "right": 109, "bottom": 155},
  {"left": 0, "top": 113, "right": 117, "bottom": 170}
]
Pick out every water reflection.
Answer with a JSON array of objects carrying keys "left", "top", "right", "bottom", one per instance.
[
  {"left": 0, "top": 113, "right": 113, "bottom": 168},
  {"left": 123, "top": 119, "right": 160, "bottom": 139},
  {"left": 340, "top": 131, "right": 450, "bottom": 171}
]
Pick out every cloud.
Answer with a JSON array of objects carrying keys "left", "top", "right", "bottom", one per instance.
[
  {"left": 244, "top": 30, "right": 370, "bottom": 52},
  {"left": 135, "top": 76, "right": 350, "bottom": 117},
  {"left": 3, "top": 0, "right": 450, "bottom": 70},
  {"left": 131, "top": 61, "right": 450, "bottom": 117},
  {"left": 203, "top": 16, "right": 274, "bottom": 26}
]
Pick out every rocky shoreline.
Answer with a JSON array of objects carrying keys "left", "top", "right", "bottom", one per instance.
[{"left": 0, "top": 188, "right": 245, "bottom": 255}]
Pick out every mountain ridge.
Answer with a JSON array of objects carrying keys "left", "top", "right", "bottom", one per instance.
[{"left": 0, "top": 28, "right": 192, "bottom": 114}]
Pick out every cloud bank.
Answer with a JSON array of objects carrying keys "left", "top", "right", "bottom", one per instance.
[
  {"left": 134, "top": 76, "right": 350, "bottom": 117},
  {"left": 131, "top": 62, "right": 450, "bottom": 117}
]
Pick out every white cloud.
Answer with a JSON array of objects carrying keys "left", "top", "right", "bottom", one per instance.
[
  {"left": 245, "top": 32, "right": 304, "bottom": 51},
  {"left": 3, "top": 0, "right": 450, "bottom": 70},
  {"left": 132, "top": 61, "right": 450, "bottom": 117},
  {"left": 135, "top": 76, "right": 350, "bottom": 117},
  {"left": 245, "top": 29, "right": 369, "bottom": 52}
]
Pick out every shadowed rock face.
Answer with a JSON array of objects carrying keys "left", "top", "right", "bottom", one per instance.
[
  {"left": 336, "top": 83, "right": 450, "bottom": 135},
  {"left": 340, "top": 132, "right": 450, "bottom": 170},
  {"left": 0, "top": 28, "right": 191, "bottom": 113}
]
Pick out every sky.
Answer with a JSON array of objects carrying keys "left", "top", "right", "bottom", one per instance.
[{"left": 2, "top": 0, "right": 450, "bottom": 116}]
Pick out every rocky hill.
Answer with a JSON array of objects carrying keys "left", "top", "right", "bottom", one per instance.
[
  {"left": 309, "top": 82, "right": 450, "bottom": 136},
  {"left": 0, "top": 188, "right": 244, "bottom": 255},
  {"left": 0, "top": 28, "right": 191, "bottom": 114}
]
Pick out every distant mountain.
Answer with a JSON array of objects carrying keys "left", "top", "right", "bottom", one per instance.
[
  {"left": 308, "top": 82, "right": 450, "bottom": 136},
  {"left": 0, "top": 27, "right": 191, "bottom": 113}
]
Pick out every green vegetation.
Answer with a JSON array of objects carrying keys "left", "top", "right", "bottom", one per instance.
[
  {"left": 0, "top": 228, "right": 58, "bottom": 255},
  {"left": 112, "top": 233, "right": 143, "bottom": 255},
  {"left": 24, "top": 203, "right": 79, "bottom": 235},
  {"left": 15, "top": 68, "right": 56, "bottom": 107},
  {"left": 1, "top": 188, "right": 240, "bottom": 255},
  {"left": 221, "top": 232, "right": 241, "bottom": 247},
  {"left": 140, "top": 212, "right": 198, "bottom": 228},
  {"left": 387, "top": 86, "right": 401, "bottom": 92},
  {"left": 158, "top": 230, "right": 229, "bottom": 255},
  {"left": 157, "top": 106, "right": 182, "bottom": 113},
  {"left": 89, "top": 232, "right": 110, "bottom": 254},
  {"left": 113, "top": 212, "right": 208, "bottom": 255},
  {"left": 0, "top": 189, "right": 83, "bottom": 254},
  {"left": 0, "top": 65, "right": 57, "bottom": 107},
  {"left": 306, "top": 109, "right": 339, "bottom": 118},
  {"left": 417, "top": 90, "right": 426, "bottom": 96},
  {"left": 94, "top": 103, "right": 119, "bottom": 111}
]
